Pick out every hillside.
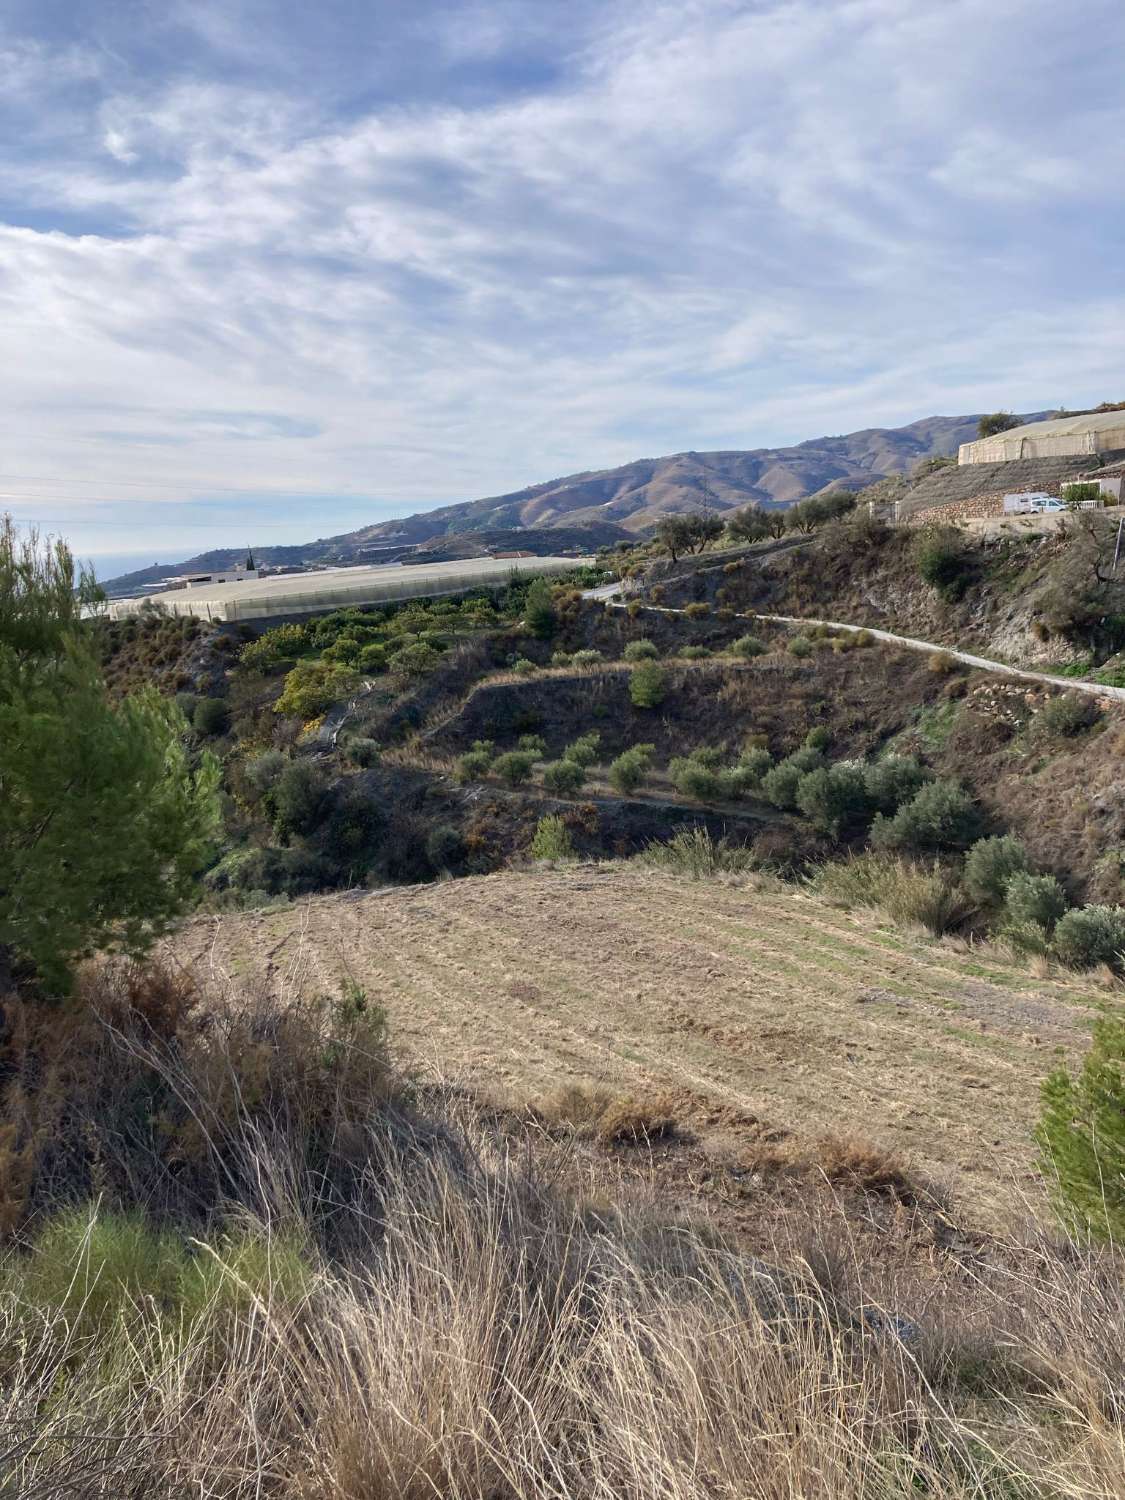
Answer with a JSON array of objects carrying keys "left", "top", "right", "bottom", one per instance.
[
  {"left": 331, "top": 413, "right": 991, "bottom": 544},
  {"left": 101, "top": 412, "right": 1008, "bottom": 593}
]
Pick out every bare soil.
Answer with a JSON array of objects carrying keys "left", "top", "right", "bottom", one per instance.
[{"left": 164, "top": 864, "right": 1111, "bottom": 1229}]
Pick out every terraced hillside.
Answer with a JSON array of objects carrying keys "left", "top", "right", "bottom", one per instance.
[{"left": 165, "top": 864, "right": 1106, "bottom": 1225}]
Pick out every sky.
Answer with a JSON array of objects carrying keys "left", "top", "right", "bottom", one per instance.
[{"left": 2, "top": 0, "right": 1124, "bottom": 569}]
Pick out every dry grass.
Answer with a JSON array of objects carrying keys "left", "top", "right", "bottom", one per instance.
[
  {"left": 533, "top": 1081, "right": 678, "bottom": 1144},
  {"left": 1, "top": 967, "right": 1123, "bottom": 1498},
  {"left": 2, "top": 1096, "right": 1123, "bottom": 1497}
]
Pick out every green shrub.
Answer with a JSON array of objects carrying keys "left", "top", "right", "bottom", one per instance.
[
  {"left": 426, "top": 824, "right": 464, "bottom": 870},
  {"left": 322, "top": 636, "right": 362, "bottom": 664},
  {"left": 678, "top": 645, "right": 711, "bottom": 660},
  {"left": 492, "top": 751, "right": 537, "bottom": 787},
  {"left": 760, "top": 759, "right": 804, "bottom": 809},
  {"left": 455, "top": 749, "right": 493, "bottom": 783},
  {"left": 1037, "top": 692, "right": 1099, "bottom": 737},
  {"left": 11, "top": 1209, "right": 186, "bottom": 1337},
  {"left": 388, "top": 642, "right": 442, "bottom": 679},
  {"left": 623, "top": 639, "right": 659, "bottom": 661},
  {"left": 682, "top": 602, "right": 710, "bottom": 619},
  {"left": 630, "top": 661, "right": 667, "bottom": 708},
  {"left": 570, "top": 649, "right": 604, "bottom": 667},
  {"left": 356, "top": 642, "right": 388, "bottom": 673},
  {"left": 863, "top": 755, "right": 931, "bottom": 815},
  {"left": 345, "top": 736, "right": 381, "bottom": 769},
  {"left": 530, "top": 814, "right": 576, "bottom": 861},
  {"left": 795, "top": 762, "right": 873, "bottom": 837},
  {"left": 669, "top": 757, "right": 725, "bottom": 802},
  {"left": 243, "top": 748, "right": 288, "bottom": 797},
  {"left": 518, "top": 733, "right": 547, "bottom": 757},
  {"left": 852, "top": 629, "right": 875, "bottom": 648},
  {"left": 274, "top": 661, "right": 359, "bottom": 719},
  {"left": 272, "top": 760, "right": 330, "bottom": 839},
  {"left": 787, "top": 635, "right": 813, "bottom": 658},
  {"left": 735, "top": 746, "right": 773, "bottom": 785},
  {"left": 192, "top": 696, "right": 230, "bottom": 736},
  {"left": 1036, "top": 1017, "right": 1125, "bottom": 1240},
  {"left": 541, "top": 758, "right": 586, "bottom": 794},
  {"left": 523, "top": 577, "right": 558, "bottom": 640},
  {"left": 804, "top": 726, "right": 831, "bottom": 751},
  {"left": 730, "top": 635, "right": 766, "bottom": 658},
  {"left": 511, "top": 657, "right": 538, "bottom": 675},
  {"left": 1052, "top": 905, "right": 1125, "bottom": 970},
  {"left": 638, "top": 827, "right": 755, "bottom": 879},
  {"left": 1004, "top": 871, "right": 1068, "bottom": 931},
  {"left": 609, "top": 744, "right": 654, "bottom": 794},
  {"left": 784, "top": 744, "right": 824, "bottom": 774},
  {"left": 870, "top": 778, "right": 982, "bottom": 853},
  {"left": 239, "top": 622, "right": 309, "bottom": 672},
  {"left": 915, "top": 530, "right": 973, "bottom": 602},
  {"left": 1061, "top": 481, "right": 1103, "bottom": 509},
  {"left": 963, "top": 835, "right": 1031, "bottom": 904},
  {"left": 562, "top": 731, "right": 601, "bottom": 767},
  {"left": 550, "top": 650, "right": 573, "bottom": 667}
]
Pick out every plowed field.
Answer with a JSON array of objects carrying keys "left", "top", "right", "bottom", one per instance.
[{"left": 165, "top": 865, "right": 1108, "bottom": 1222}]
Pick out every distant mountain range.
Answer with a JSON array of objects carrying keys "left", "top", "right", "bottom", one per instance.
[{"left": 99, "top": 412, "right": 1023, "bottom": 595}]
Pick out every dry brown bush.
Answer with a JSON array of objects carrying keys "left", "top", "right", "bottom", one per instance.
[{"left": 532, "top": 1082, "right": 676, "bottom": 1144}]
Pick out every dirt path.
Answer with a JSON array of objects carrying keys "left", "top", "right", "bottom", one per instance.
[{"left": 165, "top": 865, "right": 1108, "bottom": 1225}]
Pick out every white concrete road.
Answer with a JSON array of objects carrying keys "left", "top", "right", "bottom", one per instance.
[{"left": 589, "top": 582, "right": 1125, "bottom": 705}]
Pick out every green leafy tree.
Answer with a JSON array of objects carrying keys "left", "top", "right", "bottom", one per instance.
[
  {"left": 523, "top": 577, "right": 558, "bottom": 640},
  {"left": 1036, "top": 1017, "right": 1125, "bottom": 1240},
  {"left": 726, "top": 504, "right": 771, "bottom": 545},
  {"left": 1004, "top": 872, "right": 1068, "bottom": 931},
  {"left": 274, "top": 660, "right": 359, "bottom": 719},
  {"left": 608, "top": 744, "right": 653, "bottom": 794},
  {"left": 794, "top": 762, "right": 874, "bottom": 838},
  {"left": 541, "top": 759, "right": 586, "bottom": 794},
  {"left": 530, "top": 814, "right": 576, "bottom": 861},
  {"left": 870, "top": 778, "right": 982, "bottom": 853},
  {"left": 977, "top": 411, "right": 1019, "bottom": 439},
  {"left": 192, "top": 697, "right": 230, "bottom": 736},
  {"left": 388, "top": 641, "right": 442, "bottom": 679},
  {"left": 562, "top": 731, "right": 601, "bottom": 767},
  {"left": 1061, "top": 481, "right": 1103, "bottom": 510},
  {"left": 0, "top": 518, "right": 220, "bottom": 992},
  {"left": 630, "top": 661, "right": 666, "bottom": 708},
  {"left": 963, "top": 835, "right": 1031, "bottom": 904},
  {"left": 492, "top": 751, "right": 537, "bottom": 787}
]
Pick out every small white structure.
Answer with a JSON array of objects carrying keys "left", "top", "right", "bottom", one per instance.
[{"left": 162, "top": 551, "right": 259, "bottom": 591}]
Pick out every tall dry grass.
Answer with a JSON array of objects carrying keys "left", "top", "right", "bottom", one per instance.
[{"left": 0, "top": 965, "right": 1122, "bottom": 1498}]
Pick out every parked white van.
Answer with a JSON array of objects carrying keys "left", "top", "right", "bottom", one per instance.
[{"left": 1002, "top": 492, "right": 1066, "bottom": 515}]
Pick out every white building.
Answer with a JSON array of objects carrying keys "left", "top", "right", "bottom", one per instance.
[{"left": 161, "top": 551, "right": 259, "bottom": 591}]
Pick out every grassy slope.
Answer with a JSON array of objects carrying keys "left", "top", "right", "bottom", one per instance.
[{"left": 164, "top": 863, "right": 1108, "bottom": 1226}]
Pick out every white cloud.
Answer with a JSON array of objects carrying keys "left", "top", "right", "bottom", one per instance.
[{"left": 0, "top": 0, "right": 1123, "bottom": 554}]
